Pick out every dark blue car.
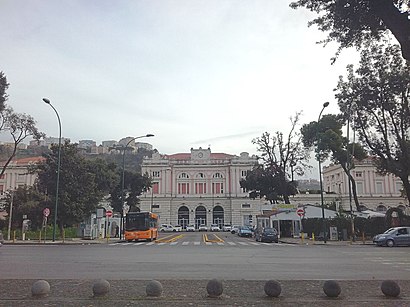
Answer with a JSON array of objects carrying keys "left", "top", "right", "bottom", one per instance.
[{"left": 238, "top": 226, "right": 253, "bottom": 237}]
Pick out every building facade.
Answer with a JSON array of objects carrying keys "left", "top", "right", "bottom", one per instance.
[
  {"left": 139, "top": 147, "right": 264, "bottom": 229},
  {"left": 322, "top": 158, "right": 408, "bottom": 213},
  {"left": 0, "top": 156, "right": 44, "bottom": 197}
]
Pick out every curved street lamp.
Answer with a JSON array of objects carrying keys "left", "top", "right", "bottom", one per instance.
[
  {"left": 120, "top": 134, "right": 154, "bottom": 239},
  {"left": 43, "top": 98, "right": 62, "bottom": 242},
  {"left": 317, "top": 101, "right": 329, "bottom": 243}
]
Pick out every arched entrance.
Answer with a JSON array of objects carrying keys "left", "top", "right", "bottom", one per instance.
[
  {"left": 195, "top": 206, "right": 207, "bottom": 229},
  {"left": 178, "top": 206, "right": 189, "bottom": 229},
  {"left": 212, "top": 205, "right": 224, "bottom": 228}
]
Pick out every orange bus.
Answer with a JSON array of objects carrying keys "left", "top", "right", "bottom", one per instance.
[{"left": 124, "top": 211, "right": 158, "bottom": 242}]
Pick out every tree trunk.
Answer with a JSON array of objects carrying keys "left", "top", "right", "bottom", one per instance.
[
  {"left": 341, "top": 164, "right": 362, "bottom": 212},
  {"left": 371, "top": 0, "right": 410, "bottom": 60},
  {"left": 401, "top": 176, "right": 410, "bottom": 205},
  {"left": 348, "top": 173, "right": 361, "bottom": 212}
]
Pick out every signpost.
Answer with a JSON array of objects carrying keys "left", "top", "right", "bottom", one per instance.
[
  {"left": 105, "top": 210, "right": 113, "bottom": 240},
  {"left": 43, "top": 208, "right": 50, "bottom": 243},
  {"left": 297, "top": 208, "right": 305, "bottom": 242}
]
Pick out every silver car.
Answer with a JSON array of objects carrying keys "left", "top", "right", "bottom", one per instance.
[{"left": 373, "top": 227, "right": 410, "bottom": 247}]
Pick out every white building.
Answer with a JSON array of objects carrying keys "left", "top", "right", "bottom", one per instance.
[
  {"left": 0, "top": 156, "right": 44, "bottom": 197},
  {"left": 139, "top": 147, "right": 263, "bottom": 229},
  {"left": 322, "top": 157, "right": 408, "bottom": 213}
]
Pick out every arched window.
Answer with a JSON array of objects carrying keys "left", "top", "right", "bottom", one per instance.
[
  {"left": 195, "top": 173, "right": 206, "bottom": 194},
  {"left": 178, "top": 173, "right": 189, "bottom": 179},
  {"left": 195, "top": 205, "right": 207, "bottom": 228},
  {"left": 376, "top": 205, "right": 387, "bottom": 212},
  {"left": 178, "top": 206, "right": 190, "bottom": 229},
  {"left": 213, "top": 173, "right": 223, "bottom": 178},
  {"left": 212, "top": 206, "right": 224, "bottom": 227}
]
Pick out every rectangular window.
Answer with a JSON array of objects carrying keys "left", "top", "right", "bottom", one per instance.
[
  {"left": 195, "top": 182, "right": 206, "bottom": 194},
  {"left": 356, "top": 182, "right": 364, "bottom": 195},
  {"left": 212, "top": 183, "right": 224, "bottom": 194},
  {"left": 242, "top": 203, "right": 251, "bottom": 208},
  {"left": 355, "top": 171, "right": 362, "bottom": 178},
  {"left": 395, "top": 182, "right": 403, "bottom": 194},
  {"left": 241, "top": 170, "right": 248, "bottom": 177},
  {"left": 152, "top": 182, "right": 159, "bottom": 194},
  {"left": 0, "top": 174, "right": 5, "bottom": 179},
  {"left": 0, "top": 185, "right": 3, "bottom": 195},
  {"left": 152, "top": 204, "right": 160, "bottom": 209},
  {"left": 152, "top": 171, "right": 160, "bottom": 178},
  {"left": 178, "top": 183, "right": 189, "bottom": 195},
  {"left": 375, "top": 182, "right": 384, "bottom": 194}
]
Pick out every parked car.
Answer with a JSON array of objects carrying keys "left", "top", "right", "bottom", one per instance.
[
  {"left": 255, "top": 227, "right": 278, "bottom": 243},
  {"left": 198, "top": 224, "right": 208, "bottom": 232},
  {"left": 160, "top": 224, "right": 181, "bottom": 232},
  {"left": 210, "top": 224, "right": 221, "bottom": 232},
  {"left": 186, "top": 224, "right": 195, "bottom": 232},
  {"left": 222, "top": 225, "right": 232, "bottom": 232},
  {"left": 173, "top": 225, "right": 182, "bottom": 232},
  {"left": 373, "top": 227, "right": 410, "bottom": 247},
  {"left": 237, "top": 226, "right": 253, "bottom": 237},
  {"left": 231, "top": 225, "right": 240, "bottom": 234}
]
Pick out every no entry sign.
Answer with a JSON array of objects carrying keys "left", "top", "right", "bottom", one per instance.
[
  {"left": 106, "top": 210, "right": 113, "bottom": 217},
  {"left": 43, "top": 208, "right": 50, "bottom": 217},
  {"left": 296, "top": 208, "right": 305, "bottom": 217}
]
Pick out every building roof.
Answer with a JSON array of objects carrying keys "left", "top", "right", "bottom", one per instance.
[
  {"left": 165, "top": 153, "right": 234, "bottom": 160},
  {"left": 0, "top": 156, "right": 45, "bottom": 166}
]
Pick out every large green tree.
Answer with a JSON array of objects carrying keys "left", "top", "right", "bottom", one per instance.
[
  {"left": 109, "top": 170, "right": 151, "bottom": 213},
  {"left": 335, "top": 43, "right": 410, "bottom": 204},
  {"left": 34, "top": 142, "right": 118, "bottom": 235},
  {"left": 290, "top": 0, "right": 410, "bottom": 61},
  {"left": 4, "top": 186, "right": 46, "bottom": 231},
  {"left": 301, "top": 114, "right": 367, "bottom": 211}
]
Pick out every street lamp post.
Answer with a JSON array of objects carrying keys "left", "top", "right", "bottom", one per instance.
[
  {"left": 120, "top": 134, "right": 154, "bottom": 240},
  {"left": 317, "top": 101, "right": 329, "bottom": 243},
  {"left": 43, "top": 98, "right": 62, "bottom": 242}
]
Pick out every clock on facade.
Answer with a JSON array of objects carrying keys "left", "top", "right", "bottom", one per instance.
[{"left": 198, "top": 152, "right": 203, "bottom": 158}]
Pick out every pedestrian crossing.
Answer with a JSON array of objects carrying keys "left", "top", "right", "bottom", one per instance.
[{"left": 109, "top": 241, "right": 288, "bottom": 247}]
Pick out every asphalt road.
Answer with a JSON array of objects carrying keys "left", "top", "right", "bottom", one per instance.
[{"left": 1, "top": 232, "right": 410, "bottom": 280}]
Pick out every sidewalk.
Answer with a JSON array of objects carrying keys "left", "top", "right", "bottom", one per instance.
[
  {"left": 0, "top": 279, "right": 408, "bottom": 306},
  {"left": 1, "top": 237, "right": 120, "bottom": 245},
  {"left": 279, "top": 237, "right": 374, "bottom": 245}
]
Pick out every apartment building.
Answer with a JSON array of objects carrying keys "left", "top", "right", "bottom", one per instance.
[{"left": 322, "top": 157, "right": 408, "bottom": 213}]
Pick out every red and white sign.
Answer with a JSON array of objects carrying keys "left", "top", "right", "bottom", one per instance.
[
  {"left": 106, "top": 210, "right": 113, "bottom": 218},
  {"left": 43, "top": 208, "right": 50, "bottom": 217},
  {"left": 296, "top": 208, "right": 305, "bottom": 217}
]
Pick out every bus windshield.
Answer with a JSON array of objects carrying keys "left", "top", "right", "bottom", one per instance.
[{"left": 126, "top": 213, "right": 149, "bottom": 231}]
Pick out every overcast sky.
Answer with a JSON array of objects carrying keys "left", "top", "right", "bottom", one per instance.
[{"left": 1, "top": 0, "right": 359, "bottom": 166}]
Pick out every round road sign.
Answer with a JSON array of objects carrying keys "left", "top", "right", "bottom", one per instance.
[
  {"left": 296, "top": 208, "right": 305, "bottom": 217},
  {"left": 43, "top": 208, "right": 50, "bottom": 217},
  {"left": 106, "top": 210, "right": 113, "bottom": 217}
]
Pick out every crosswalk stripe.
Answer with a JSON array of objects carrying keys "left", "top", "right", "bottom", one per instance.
[{"left": 111, "top": 240, "right": 291, "bottom": 247}]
